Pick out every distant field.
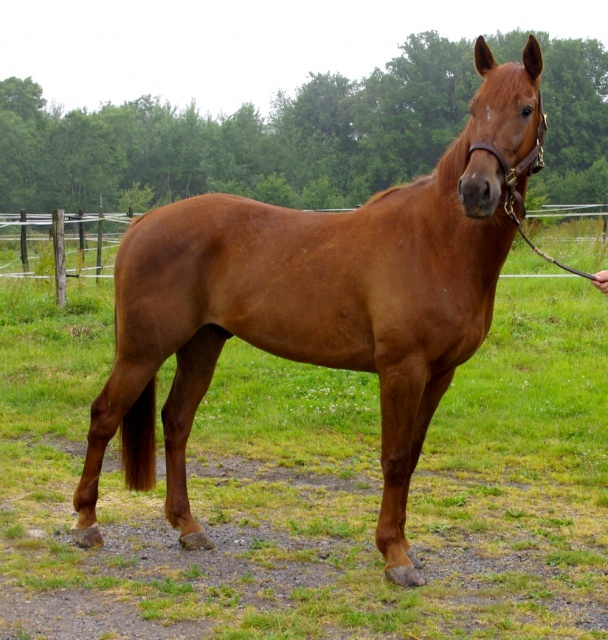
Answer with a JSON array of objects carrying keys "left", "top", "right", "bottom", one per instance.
[{"left": 0, "top": 220, "right": 606, "bottom": 639}]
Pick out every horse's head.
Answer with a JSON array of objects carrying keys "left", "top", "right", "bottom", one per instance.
[{"left": 457, "top": 35, "right": 546, "bottom": 219}]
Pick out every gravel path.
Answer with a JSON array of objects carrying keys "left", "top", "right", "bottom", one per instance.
[{"left": 1, "top": 455, "right": 606, "bottom": 639}]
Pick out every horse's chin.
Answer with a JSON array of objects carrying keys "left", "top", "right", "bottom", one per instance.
[{"left": 460, "top": 203, "right": 497, "bottom": 219}]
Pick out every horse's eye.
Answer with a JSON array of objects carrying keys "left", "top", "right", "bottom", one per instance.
[{"left": 522, "top": 106, "right": 533, "bottom": 118}]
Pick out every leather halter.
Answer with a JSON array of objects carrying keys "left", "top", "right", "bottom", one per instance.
[
  {"left": 467, "top": 91, "right": 548, "bottom": 221},
  {"left": 465, "top": 94, "right": 595, "bottom": 281}
]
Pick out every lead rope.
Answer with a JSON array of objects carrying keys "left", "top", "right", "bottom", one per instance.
[{"left": 504, "top": 194, "right": 596, "bottom": 281}]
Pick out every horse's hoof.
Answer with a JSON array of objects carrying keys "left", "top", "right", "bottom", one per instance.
[
  {"left": 179, "top": 530, "right": 216, "bottom": 551},
  {"left": 71, "top": 524, "right": 104, "bottom": 549},
  {"left": 407, "top": 549, "right": 423, "bottom": 570},
  {"left": 385, "top": 564, "right": 426, "bottom": 588}
]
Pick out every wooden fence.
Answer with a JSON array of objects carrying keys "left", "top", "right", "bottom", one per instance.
[
  {"left": 0, "top": 204, "right": 607, "bottom": 307},
  {"left": 0, "top": 208, "right": 138, "bottom": 307}
]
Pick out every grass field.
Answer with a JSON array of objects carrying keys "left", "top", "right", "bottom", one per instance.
[{"left": 0, "top": 219, "right": 607, "bottom": 639}]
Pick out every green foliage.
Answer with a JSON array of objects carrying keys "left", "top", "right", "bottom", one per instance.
[
  {"left": 354, "top": 32, "right": 474, "bottom": 191},
  {"left": 1, "top": 32, "right": 608, "bottom": 212},
  {"left": 0, "top": 110, "right": 40, "bottom": 210},
  {"left": 545, "top": 156, "right": 608, "bottom": 204},
  {"left": 117, "top": 181, "right": 155, "bottom": 213},
  {"left": 298, "top": 176, "right": 349, "bottom": 210},
  {"left": 0, "top": 76, "right": 46, "bottom": 122},
  {"left": 524, "top": 181, "right": 549, "bottom": 212},
  {"left": 253, "top": 173, "right": 296, "bottom": 207},
  {"left": 541, "top": 37, "right": 608, "bottom": 171}
]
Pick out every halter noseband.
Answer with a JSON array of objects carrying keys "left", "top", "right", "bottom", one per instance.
[{"left": 467, "top": 90, "right": 548, "bottom": 221}]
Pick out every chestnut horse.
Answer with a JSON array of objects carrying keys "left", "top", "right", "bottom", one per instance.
[{"left": 73, "top": 36, "right": 545, "bottom": 587}]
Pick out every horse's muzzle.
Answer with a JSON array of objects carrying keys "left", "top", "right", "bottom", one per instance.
[{"left": 457, "top": 173, "right": 501, "bottom": 218}]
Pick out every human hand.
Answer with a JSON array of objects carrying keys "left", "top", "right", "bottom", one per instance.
[{"left": 592, "top": 270, "right": 608, "bottom": 296}]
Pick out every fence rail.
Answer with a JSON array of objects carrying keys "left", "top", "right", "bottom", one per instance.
[
  {"left": 0, "top": 208, "right": 144, "bottom": 303},
  {"left": 1, "top": 204, "right": 607, "bottom": 306}
]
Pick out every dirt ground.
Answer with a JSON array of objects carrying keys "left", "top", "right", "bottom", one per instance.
[{"left": 1, "top": 455, "right": 607, "bottom": 639}]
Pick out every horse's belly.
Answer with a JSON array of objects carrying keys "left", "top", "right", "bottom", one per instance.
[{"left": 216, "top": 303, "right": 376, "bottom": 372}]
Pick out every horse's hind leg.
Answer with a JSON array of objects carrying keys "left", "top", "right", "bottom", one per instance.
[
  {"left": 161, "top": 325, "right": 227, "bottom": 550},
  {"left": 72, "top": 359, "right": 159, "bottom": 548}
]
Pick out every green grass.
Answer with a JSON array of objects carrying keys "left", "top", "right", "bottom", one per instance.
[{"left": 0, "top": 221, "right": 607, "bottom": 638}]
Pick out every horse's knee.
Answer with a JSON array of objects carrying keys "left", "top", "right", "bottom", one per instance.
[{"left": 381, "top": 450, "right": 410, "bottom": 484}]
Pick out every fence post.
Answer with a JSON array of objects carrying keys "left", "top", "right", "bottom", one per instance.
[
  {"left": 20, "top": 209, "right": 29, "bottom": 273},
  {"left": 603, "top": 194, "right": 607, "bottom": 244},
  {"left": 52, "top": 209, "right": 67, "bottom": 308},
  {"left": 96, "top": 202, "right": 104, "bottom": 283},
  {"left": 77, "top": 209, "right": 85, "bottom": 269}
]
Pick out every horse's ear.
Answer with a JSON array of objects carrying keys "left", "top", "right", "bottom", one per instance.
[
  {"left": 522, "top": 34, "right": 543, "bottom": 80},
  {"left": 474, "top": 36, "right": 496, "bottom": 77}
]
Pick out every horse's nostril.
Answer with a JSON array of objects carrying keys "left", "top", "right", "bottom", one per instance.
[{"left": 481, "top": 180, "right": 491, "bottom": 202}]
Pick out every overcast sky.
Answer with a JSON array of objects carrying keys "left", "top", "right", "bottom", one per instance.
[{"left": 2, "top": 1, "right": 606, "bottom": 118}]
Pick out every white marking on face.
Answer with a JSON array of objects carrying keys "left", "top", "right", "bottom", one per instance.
[{"left": 486, "top": 105, "right": 492, "bottom": 121}]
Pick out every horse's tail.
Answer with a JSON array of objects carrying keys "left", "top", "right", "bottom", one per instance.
[{"left": 121, "top": 376, "right": 157, "bottom": 491}]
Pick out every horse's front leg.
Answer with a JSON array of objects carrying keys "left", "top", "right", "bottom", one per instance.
[
  {"left": 395, "top": 369, "right": 457, "bottom": 573},
  {"left": 375, "top": 363, "right": 429, "bottom": 587}
]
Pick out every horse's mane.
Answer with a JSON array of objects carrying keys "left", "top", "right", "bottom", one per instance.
[{"left": 364, "top": 174, "right": 435, "bottom": 206}]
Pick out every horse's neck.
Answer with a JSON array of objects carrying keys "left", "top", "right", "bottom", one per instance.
[{"left": 432, "top": 135, "right": 522, "bottom": 288}]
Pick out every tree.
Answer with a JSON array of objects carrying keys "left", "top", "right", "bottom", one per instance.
[
  {"left": 0, "top": 77, "right": 47, "bottom": 211},
  {"left": 105, "top": 96, "right": 180, "bottom": 205},
  {"left": 353, "top": 32, "right": 472, "bottom": 192},
  {"left": 0, "top": 76, "right": 46, "bottom": 124},
  {"left": 270, "top": 73, "right": 359, "bottom": 194},
  {"left": 0, "top": 110, "right": 41, "bottom": 211},
  {"left": 39, "top": 109, "right": 126, "bottom": 211},
  {"left": 117, "top": 182, "right": 155, "bottom": 213},
  {"left": 219, "top": 103, "right": 272, "bottom": 188},
  {"left": 171, "top": 102, "right": 209, "bottom": 199},
  {"left": 544, "top": 156, "right": 608, "bottom": 204},
  {"left": 253, "top": 173, "right": 296, "bottom": 207},
  {"left": 283, "top": 72, "right": 358, "bottom": 153},
  {"left": 298, "top": 176, "right": 348, "bottom": 210},
  {"left": 540, "top": 37, "right": 608, "bottom": 172}
]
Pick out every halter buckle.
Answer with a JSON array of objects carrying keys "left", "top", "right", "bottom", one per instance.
[
  {"left": 505, "top": 169, "right": 518, "bottom": 186},
  {"left": 531, "top": 145, "right": 545, "bottom": 174}
]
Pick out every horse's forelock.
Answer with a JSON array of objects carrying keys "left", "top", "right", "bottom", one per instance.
[{"left": 474, "top": 62, "right": 540, "bottom": 106}]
